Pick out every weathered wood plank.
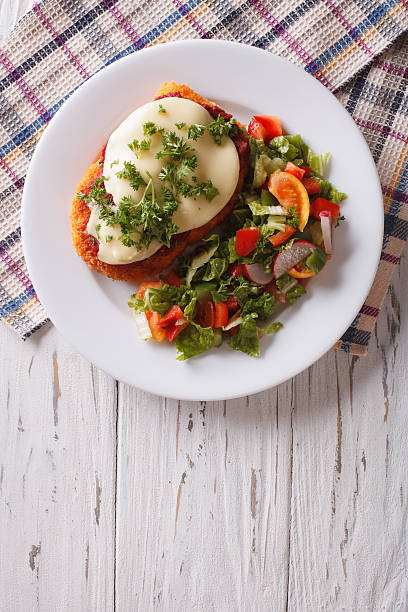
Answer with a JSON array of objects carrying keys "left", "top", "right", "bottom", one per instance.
[
  {"left": 287, "top": 251, "right": 408, "bottom": 611},
  {"left": 115, "top": 385, "right": 294, "bottom": 610},
  {"left": 0, "top": 324, "right": 117, "bottom": 611}
]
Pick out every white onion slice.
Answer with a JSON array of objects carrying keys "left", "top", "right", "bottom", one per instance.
[
  {"left": 223, "top": 310, "right": 243, "bottom": 331},
  {"left": 133, "top": 311, "right": 152, "bottom": 341},
  {"left": 319, "top": 211, "right": 332, "bottom": 254}
]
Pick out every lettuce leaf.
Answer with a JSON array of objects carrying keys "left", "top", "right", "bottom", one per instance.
[
  {"left": 242, "top": 293, "right": 276, "bottom": 321},
  {"left": 276, "top": 274, "right": 307, "bottom": 304},
  {"left": 202, "top": 257, "right": 228, "bottom": 281},
  {"left": 262, "top": 321, "right": 283, "bottom": 335},
  {"left": 228, "top": 317, "right": 260, "bottom": 357},
  {"left": 316, "top": 179, "right": 347, "bottom": 204},
  {"left": 306, "top": 150, "right": 330, "bottom": 177},
  {"left": 249, "top": 201, "right": 287, "bottom": 217},
  {"left": 269, "top": 136, "right": 299, "bottom": 161},
  {"left": 186, "top": 234, "right": 219, "bottom": 285},
  {"left": 176, "top": 322, "right": 215, "bottom": 360},
  {"left": 143, "top": 284, "right": 195, "bottom": 315}
]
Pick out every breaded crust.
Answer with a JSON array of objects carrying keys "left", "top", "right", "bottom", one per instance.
[{"left": 70, "top": 83, "right": 249, "bottom": 282}]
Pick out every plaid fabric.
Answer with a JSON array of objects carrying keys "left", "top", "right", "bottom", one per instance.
[{"left": 0, "top": 1, "right": 407, "bottom": 353}]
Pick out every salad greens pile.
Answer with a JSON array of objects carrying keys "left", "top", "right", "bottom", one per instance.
[{"left": 129, "top": 128, "right": 347, "bottom": 360}]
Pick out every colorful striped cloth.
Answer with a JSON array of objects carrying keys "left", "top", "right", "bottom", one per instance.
[{"left": 0, "top": 1, "right": 407, "bottom": 355}]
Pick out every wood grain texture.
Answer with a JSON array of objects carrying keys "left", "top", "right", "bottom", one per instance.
[
  {"left": 1, "top": 2, "right": 408, "bottom": 610},
  {"left": 0, "top": 324, "right": 117, "bottom": 611}
]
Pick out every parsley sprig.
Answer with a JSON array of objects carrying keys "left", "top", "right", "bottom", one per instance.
[
  {"left": 99, "top": 174, "right": 178, "bottom": 249},
  {"left": 188, "top": 115, "right": 238, "bottom": 145}
]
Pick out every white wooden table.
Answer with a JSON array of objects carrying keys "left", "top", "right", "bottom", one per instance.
[{"left": 1, "top": 3, "right": 408, "bottom": 610}]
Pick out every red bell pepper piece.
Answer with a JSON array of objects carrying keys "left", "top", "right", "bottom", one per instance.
[
  {"left": 285, "top": 161, "right": 305, "bottom": 181},
  {"left": 310, "top": 197, "right": 340, "bottom": 222},
  {"left": 214, "top": 302, "right": 228, "bottom": 328},
  {"left": 302, "top": 177, "right": 320, "bottom": 195},
  {"left": 157, "top": 305, "right": 184, "bottom": 327},
  {"left": 235, "top": 227, "right": 259, "bottom": 256},
  {"left": 165, "top": 320, "right": 189, "bottom": 342},
  {"left": 299, "top": 165, "right": 311, "bottom": 177},
  {"left": 268, "top": 225, "right": 296, "bottom": 247}
]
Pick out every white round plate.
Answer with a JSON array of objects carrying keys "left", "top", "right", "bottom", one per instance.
[{"left": 22, "top": 40, "right": 383, "bottom": 401}]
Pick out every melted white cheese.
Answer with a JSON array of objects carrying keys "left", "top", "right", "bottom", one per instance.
[
  {"left": 87, "top": 207, "right": 161, "bottom": 264},
  {"left": 86, "top": 97, "right": 240, "bottom": 265}
]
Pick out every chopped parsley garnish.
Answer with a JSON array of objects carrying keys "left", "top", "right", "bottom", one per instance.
[
  {"left": 208, "top": 115, "right": 238, "bottom": 145},
  {"left": 188, "top": 124, "right": 205, "bottom": 140},
  {"left": 187, "top": 115, "right": 238, "bottom": 145},
  {"left": 175, "top": 122, "right": 186, "bottom": 129},
  {"left": 128, "top": 138, "right": 151, "bottom": 157},
  {"left": 143, "top": 122, "right": 158, "bottom": 136},
  {"left": 115, "top": 162, "right": 147, "bottom": 191},
  {"left": 286, "top": 205, "right": 300, "bottom": 228},
  {"left": 156, "top": 131, "right": 194, "bottom": 160},
  {"left": 77, "top": 176, "right": 111, "bottom": 206},
  {"left": 99, "top": 176, "right": 178, "bottom": 250},
  {"left": 110, "top": 160, "right": 119, "bottom": 168},
  {"left": 158, "top": 104, "right": 166, "bottom": 114}
]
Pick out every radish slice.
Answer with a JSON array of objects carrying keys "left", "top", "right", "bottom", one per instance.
[
  {"left": 319, "top": 211, "right": 332, "bottom": 254},
  {"left": 273, "top": 240, "right": 316, "bottom": 278},
  {"left": 244, "top": 263, "right": 274, "bottom": 285}
]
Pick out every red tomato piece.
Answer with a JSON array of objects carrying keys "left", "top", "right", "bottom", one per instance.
[
  {"left": 235, "top": 227, "right": 259, "bottom": 256},
  {"left": 302, "top": 177, "right": 321, "bottom": 195},
  {"left": 268, "top": 225, "right": 296, "bottom": 247},
  {"left": 214, "top": 302, "right": 228, "bottom": 328},
  {"left": 165, "top": 320, "right": 189, "bottom": 342},
  {"left": 226, "top": 295, "right": 239, "bottom": 312},
  {"left": 247, "top": 117, "right": 268, "bottom": 141},
  {"left": 162, "top": 269, "right": 182, "bottom": 286},
  {"left": 158, "top": 305, "right": 184, "bottom": 327},
  {"left": 254, "top": 115, "right": 283, "bottom": 140},
  {"left": 195, "top": 300, "right": 215, "bottom": 328},
  {"left": 285, "top": 162, "right": 305, "bottom": 181},
  {"left": 310, "top": 197, "right": 340, "bottom": 222},
  {"left": 299, "top": 165, "right": 311, "bottom": 177}
]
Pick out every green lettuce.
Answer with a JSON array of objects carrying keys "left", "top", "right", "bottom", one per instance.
[
  {"left": 186, "top": 234, "right": 219, "bottom": 285},
  {"left": 276, "top": 274, "right": 307, "bottom": 304},
  {"left": 249, "top": 200, "right": 287, "bottom": 217},
  {"left": 228, "top": 317, "right": 260, "bottom": 357},
  {"left": 316, "top": 179, "right": 347, "bottom": 204},
  {"left": 176, "top": 322, "right": 215, "bottom": 360},
  {"left": 307, "top": 150, "right": 330, "bottom": 177},
  {"left": 242, "top": 293, "right": 276, "bottom": 320}
]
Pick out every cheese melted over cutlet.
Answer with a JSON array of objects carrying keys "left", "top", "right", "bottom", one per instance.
[{"left": 86, "top": 97, "right": 240, "bottom": 265}]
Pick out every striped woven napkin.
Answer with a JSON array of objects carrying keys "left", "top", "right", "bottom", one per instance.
[{"left": 0, "top": 1, "right": 407, "bottom": 356}]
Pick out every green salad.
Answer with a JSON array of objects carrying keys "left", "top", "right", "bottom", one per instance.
[{"left": 129, "top": 114, "right": 346, "bottom": 360}]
